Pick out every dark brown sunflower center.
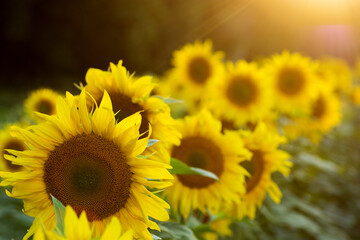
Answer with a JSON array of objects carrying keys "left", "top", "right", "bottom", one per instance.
[
  {"left": 221, "top": 118, "right": 237, "bottom": 133},
  {"left": 2, "top": 139, "right": 25, "bottom": 171},
  {"left": 188, "top": 57, "right": 211, "bottom": 84},
  {"left": 172, "top": 137, "right": 224, "bottom": 189},
  {"left": 278, "top": 68, "right": 305, "bottom": 95},
  {"left": 226, "top": 77, "right": 258, "bottom": 107},
  {"left": 35, "top": 99, "right": 55, "bottom": 115},
  {"left": 241, "top": 150, "right": 265, "bottom": 193},
  {"left": 43, "top": 134, "right": 132, "bottom": 221},
  {"left": 312, "top": 96, "right": 326, "bottom": 119},
  {"left": 99, "top": 92, "right": 149, "bottom": 138}
]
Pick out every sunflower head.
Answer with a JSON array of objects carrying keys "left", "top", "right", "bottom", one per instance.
[
  {"left": 0, "top": 124, "right": 27, "bottom": 172},
  {"left": 284, "top": 88, "right": 342, "bottom": 143},
  {"left": 164, "top": 41, "right": 225, "bottom": 113},
  {"left": 172, "top": 40, "right": 224, "bottom": 86},
  {"left": 266, "top": 51, "right": 319, "bottom": 115},
  {"left": 227, "top": 122, "right": 292, "bottom": 219},
  {"left": 206, "top": 61, "right": 272, "bottom": 126},
  {"left": 1, "top": 90, "right": 172, "bottom": 240},
  {"left": 317, "top": 57, "right": 352, "bottom": 95},
  {"left": 24, "top": 88, "right": 61, "bottom": 123},
  {"left": 84, "top": 61, "right": 181, "bottom": 148},
  {"left": 163, "top": 110, "right": 250, "bottom": 218}
]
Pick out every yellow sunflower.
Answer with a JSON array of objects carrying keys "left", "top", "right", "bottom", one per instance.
[
  {"left": 350, "top": 85, "right": 360, "bottom": 106},
  {"left": 24, "top": 88, "right": 61, "bottom": 123},
  {"left": 0, "top": 90, "right": 173, "bottom": 240},
  {"left": 265, "top": 51, "right": 319, "bottom": 115},
  {"left": 161, "top": 40, "right": 224, "bottom": 113},
  {"left": 163, "top": 110, "right": 250, "bottom": 218},
  {"left": 0, "top": 124, "right": 27, "bottom": 172},
  {"left": 284, "top": 88, "right": 342, "bottom": 143},
  {"left": 200, "top": 218, "right": 233, "bottom": 240},
  {"left": 317, "top": 57, "right": 352, "bottom": 95},
  {"left": 83, "top": 61, "right": 181, "bottom": 163},
  {"left": 227, "top": 122, "right": 292, "bottom": 219},
  {"left": 206, "top": 60, "right": 272, "bottom": 127},
  {"left": 33, "top": 205, "right": 133, "bottom": 240}
]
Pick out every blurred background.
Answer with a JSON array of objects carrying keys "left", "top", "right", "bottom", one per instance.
[
  {"left": 1, "top": 0, "right": 360, "bottom": 90},
  {"left": 1, "top": 1, "right": 360, "bottom": 239}
]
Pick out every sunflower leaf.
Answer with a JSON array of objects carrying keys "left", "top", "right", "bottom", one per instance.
[
  {"left": 153, "top": 95, "right": 184, "bottom": 104},
  {"left": 150, "top": 221, "right": 197, "bottom": 240},
  {"left": 51, "top": 195, "right": 66, "bottom": 237},
  {"left": 169, "top": 158, "right": 219, "bottom": 181},
  {"left": 147, "top": 139, "right": 160, "bottom": 148},
  {"left": 151, "top": 233, "right": 162, "bottom": 240}
]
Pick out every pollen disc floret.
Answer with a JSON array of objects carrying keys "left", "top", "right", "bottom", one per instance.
[
  {"left": 163, "top": 110, "right": 251, "bottom": 218},
  {"left": 206, "top": 61, "right": 272, "bottom": 126},
  {"left": 43, "top": 134, "right": 132, "bottom": 221},
  {"left": 24, "top": 88, "right": 61, "bottom": 123},
  {"left": 226, "top": 122, "right": 292, "bottom": 220},
  {"left": 0, "top": 124, "right": 27, "bottom": 172},
  {"left": 0, "top": 90, "right": 173, "bottom": 240}
]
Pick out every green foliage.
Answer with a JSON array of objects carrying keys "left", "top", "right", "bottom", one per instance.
[
  {"left": 151, "top": 220, "right": 197, "bottom": 240},
  {"left": 51, "top": 195, "right": 66, "bottom": 237},
  {"left": 154, "top": 95, "right": 184, "bottom": 104},
  {"left": 169, "top": 157, "right": 219, "bottom": 181},
  {"left": 0, "top": 188, "right": 33, "bottom": 240},
  {"left": 147, "top": 139, "right": 160, "bottom": 148}
]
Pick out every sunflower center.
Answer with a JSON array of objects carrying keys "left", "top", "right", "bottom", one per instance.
[
  {"left": 278, "top": 68, "right": 305, "bottom": 95},
  {"left": 221, "top": 118, "right": 237, "bottom": 133},
  {"left": 312, "top": 96, "right": 326, "bottom": 119},
  {"left": 43, "top": 134, "right": 132, "bottom": 221},
  {"left": 35, "top": 99, "right": 54, "bottom": 115},
  {"left": 172, "top": 137, "right": 224, "bottom": 189},
  {"left": 188, "top": 57, "right": 211, "bottom": 84},
  {"left": 226, "top": 77, "right": 258, "bottom": 107},
  {"left": 99, "top": 91, "right": 149, "bottom": 138},
  {"left": 241, "top": 150, "right": 265, "bottom": 193},
  {"left": 2, "top": 139, "right": 25, "bottom": 171}
]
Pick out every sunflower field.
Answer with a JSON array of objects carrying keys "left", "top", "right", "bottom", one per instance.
[{"left": 1, "top": 1, "right": 360, "bottom": 240}]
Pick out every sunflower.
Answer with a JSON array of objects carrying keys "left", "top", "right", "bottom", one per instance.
[
  {"left": 350, "top": 86, "right": 360, "bottom": 106},
  {"left": 317, "top": 57, "right": 352, "bottom": 95},
  {"left": 206, "top": 61, "right": 272, "bottom": 127},
  {"left": 161, "top": 40, "right": 224, "bottom": 113},
  {"left": 0, "top": 90, "right": 173, "bottom": 240},
  {"left": 163, "top": 110, "right": 250, "bottom": 218},
  {"left": 227, "top": 122, "right": 292, "bottom": 219},
  {"left": 83, "top": 61, "right": 181, "bottom": 161},
  {"left": 33, "top": 205, "right": 133, "bottom": 240},
  {"left": 0, "top": 124, "right": 27, "bottom": 172},
  {"left": 199, "top": 218, "right": 232, "bottom": 240},
  {"left": 266, "top": 51, "right": 319, "bottom": 115},
  {"left": 284, "top": 88, "right": 342, "bottom": 143},
  {"left": 24, "top": 88, "right": 61, "bottom": 123}
]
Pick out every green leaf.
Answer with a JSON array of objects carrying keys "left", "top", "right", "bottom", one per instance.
[
  {"left": 151, "top": 221, "right": 197, "bottom": 240},
  {"left": 297, "top": 153, "right": 338, "bottom": 173},
  {"left": 153, "top": 95, "right": 184, "bottom": 104},
  {"left": 147, "top": 139, "right": 160, "bottom": 148},
  {"left": 169, "top": 158, "right": 219, "bottom": 181},
  {"left": 51, "top": 195, "right": 66, "bottom": 236},
  {"left": 137, "top": 151, "right": 156, "bottom": 159},
  {"left": 151, "top": 233, "right": 162, "bottom": 240}
]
